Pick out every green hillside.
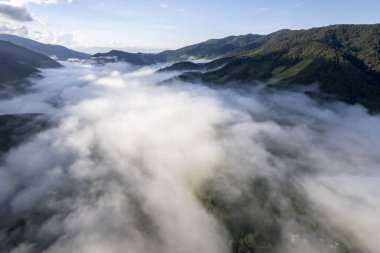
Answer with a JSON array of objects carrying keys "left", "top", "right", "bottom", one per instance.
[
  {"left": 159, "top": 34, "right": 264, "bottom": 60},
  {"left": 166, "top": 24, "right": 380, "bottom": 111}
]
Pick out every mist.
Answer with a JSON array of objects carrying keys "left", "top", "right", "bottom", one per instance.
[{"left": 0, "top": 62, "right": 379, "bottom": 253}]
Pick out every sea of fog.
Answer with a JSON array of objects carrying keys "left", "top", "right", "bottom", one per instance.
[{"left": 0, "top": 62, "right": 379, "bottom": 253}]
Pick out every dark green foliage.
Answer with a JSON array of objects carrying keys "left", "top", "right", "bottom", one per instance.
[
  {"left": 196, "top": 176, "right": 355, "bottom": 253},
  {"left": 161, "top": 34, "right": 264, "bottom": 61},
  {"left": 157, "top": 61, "right": 203, "bottom": 72},
  {"left": 158, "top": 58, "right": 233, "bottom": 77},
  {"left": 197, "top": 177, "right": 282, "bottom": 253},
  {"left": 180, "top": 24, "right": 380, "bottom": 111},
  {"left": 0, "top": 114, "right": 48, "bottom": 154}
]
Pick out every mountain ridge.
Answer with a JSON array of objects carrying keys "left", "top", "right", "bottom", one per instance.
[
  {"left": 2, "top": 24, "right": 379, "bottom": 110},
  {"left": 160, "top": 24, "right": 380, "bottom": 111},
  {"left": 0, "top": 40, "right": 61, "bottom": 83},
  {"left": 0, "top": 34, "right": 90, "bottom": 61},
  {"left": 91, "top": 33, "right": 265, "bottom": 64}
]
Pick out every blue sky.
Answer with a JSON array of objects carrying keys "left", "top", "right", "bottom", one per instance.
[{"left": 1, "top": 0, "right": 380, "bottom": 52}]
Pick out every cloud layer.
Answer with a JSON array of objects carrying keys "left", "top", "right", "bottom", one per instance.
[
  {"left": 0, "top": 3, "right": 33, "bottom": 21},
  {"left": 0, "top": 62, "right": 379, "bottom": 253}
]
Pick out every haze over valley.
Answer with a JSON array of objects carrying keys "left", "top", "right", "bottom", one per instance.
[{"left": 0, "top": 1, "right": 379, "bottom": 253}]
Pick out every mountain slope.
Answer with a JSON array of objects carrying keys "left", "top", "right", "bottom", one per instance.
[
  {"left": 0, "top": 34, "right": 90, "bottom": 60},
  {"left": 0, "top": 58, "right": 38, "bottom": 83},
  {"left": 92, "top": 34, "right": 264, "bottom": 64},
  {"left": 94, "top": 24, "right": 380, "bottom": 110},
  {"left": 159, "top": 34, "right": 264, "bottom": 60},
  {"left": 165, "top": 24, "right": 380, "bottom": 111},
  {"left": 0, "top": 41, "right": 61, "bottom": 83},
  {"left": 92, "top": 50, "right": 167, "bottom": 65}
]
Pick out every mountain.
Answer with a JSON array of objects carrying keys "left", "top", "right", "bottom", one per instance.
[
  {"left": 92, "top": 50, "right": 167, "bottom": 65},
  {"left": 91, "top": 24, "right": 380, "bottom": 111},
  {"left": 0, "top": 34, "right": 90, "bottom": 60},
  {"left": 163, "top": 24, "right": 380, "bottom": 111},
  {"left": 0, "top": 40, "right": 61, "bottom": 83},
  {"left": 92, "top": 34, "right": 264, "bottom": 64},
  {"left": 160, "top": 34, "right": 264, "bottom": 60}
]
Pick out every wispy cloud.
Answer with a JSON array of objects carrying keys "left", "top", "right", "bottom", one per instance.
[
  {"left": 159, "top": 3, "right": 168, "bottom": 9},
  {"left": 294, "top": 2, "right": 305, "bottom": 8},
  {"left": 0, "top": 22, "right": 28, "bottom": 35},
  {"left": 0, "top": 0, "right": 75, "bottom": 23}
]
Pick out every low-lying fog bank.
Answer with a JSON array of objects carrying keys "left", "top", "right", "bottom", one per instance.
[{"left": 0, "top": 62, "right": 379, "bottom": 253}]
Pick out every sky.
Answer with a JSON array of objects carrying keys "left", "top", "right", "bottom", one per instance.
[{"left": 0, "top": 0, "right": 380, "bottom": 53}]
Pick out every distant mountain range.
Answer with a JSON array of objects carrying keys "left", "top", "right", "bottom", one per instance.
[
  {"left": 1, "top": 24, "right": 379, "bottom": 110},
  {"left": 0, "top": 40, "right": 61, "bottom": 83},
  {"left": 0, "top": 34, "right": 90, "bottom": 60},
  {"left": 92, "top": 34, "right": 265, "bottom": 64}
]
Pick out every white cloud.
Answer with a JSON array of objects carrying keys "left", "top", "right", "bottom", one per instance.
[
  {"left": 0, "top": 2, "right": 33, "bottom": 21},
  {"left": 26, "top": 29, "right": 92, "bottom": 47},
  {"left": 30, "top": 12, "right": 47, "bottom": 24},
  {"left": 294, "top": 2, "right": 305, "bottom": 8},
  {"left": 0, "top": 62, "right": 379, "bottom": 253},
  {"left": 0, "top": 0, "right": 79, "bottom": 47},
  {"left": 0, "top": 21, "right": 29, "bottom": 34},
  {"left": 0, "top": 0, "right": 74, "bottom": 20},
  {"left": 159, "top": 3, "right": 168, "bottom": 9}
]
